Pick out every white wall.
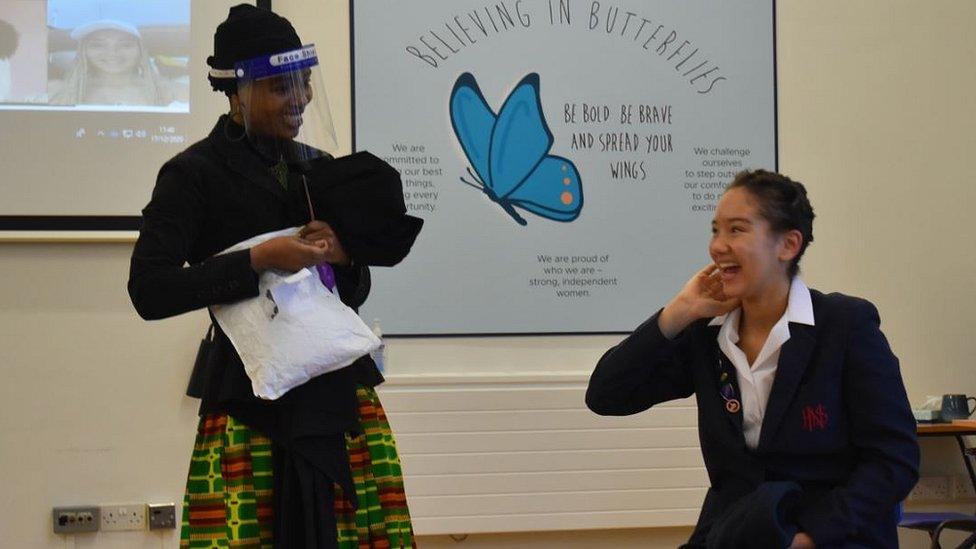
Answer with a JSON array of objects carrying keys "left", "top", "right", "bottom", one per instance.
[{"left": 1, "top": 1, "right": 974, "bottom": 547}]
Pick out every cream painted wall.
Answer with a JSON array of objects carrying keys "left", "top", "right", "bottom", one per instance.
[{"left": 0, "top": 0, "right": 973, "bottom": 547}]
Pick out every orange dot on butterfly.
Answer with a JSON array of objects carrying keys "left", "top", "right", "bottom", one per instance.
[
  {"left": 563, "top": 177, "right": 571, "bottom": 185},
  {"left": 560, "top": 192, "right": 573, "bottom": 205}
]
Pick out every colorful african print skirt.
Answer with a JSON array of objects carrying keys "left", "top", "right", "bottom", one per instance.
[{"left": 179, "top": 385, "right": 415, "bottom": 548}]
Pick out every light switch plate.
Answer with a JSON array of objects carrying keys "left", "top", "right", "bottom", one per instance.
[{"left": 147, "top": 503, "right": 177, "bottom": 530}]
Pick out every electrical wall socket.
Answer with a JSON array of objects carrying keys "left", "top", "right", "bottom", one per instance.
[
  {"left": 100, "top": 503, "right": 146, "bottom": 531},
  {"left": 52, "top": 506, "right": 100, "bottom": 534},
  {"left": 909, "top": 476, "right": 951, "bottom": 501},
  {"left": 147, "top": 503, "right": 177, "bottom": 530}
]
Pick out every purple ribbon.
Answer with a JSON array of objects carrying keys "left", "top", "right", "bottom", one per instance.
[{"left": 315, "top": 263, "right": 336, "bottom": 292}]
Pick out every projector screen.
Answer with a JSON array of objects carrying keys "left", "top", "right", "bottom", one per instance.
[{"left": 0, "top": 0, "right": 253, "bottom": 231}]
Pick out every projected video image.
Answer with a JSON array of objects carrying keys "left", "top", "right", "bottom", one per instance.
[{"left": 0, "top": 0, "right": 189, "bottom": 111}]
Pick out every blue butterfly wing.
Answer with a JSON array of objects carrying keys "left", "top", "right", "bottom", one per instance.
[
  {"left": 449, "top": 72, "right": 496, "bottom": 185},
  {"left": 490, "top": 73, "right": 553, "bottom": 198},
  {"left": 504, "top": 156, "right": 583, "bottom": 222}
]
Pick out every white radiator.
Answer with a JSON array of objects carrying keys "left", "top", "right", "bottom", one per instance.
[{"left": 377, "top": 372, "right": 707, "bottom": 535}]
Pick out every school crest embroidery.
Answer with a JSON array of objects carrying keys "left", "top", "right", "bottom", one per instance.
[{"left": 801, "top": 404, "right": 829, "bottom": 431}]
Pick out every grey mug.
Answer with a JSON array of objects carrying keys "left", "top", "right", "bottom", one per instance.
[{"left": 941, "top": 394, "right": 976, "bottom": 421}]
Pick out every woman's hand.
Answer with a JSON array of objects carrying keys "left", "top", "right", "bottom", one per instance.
[
  {"left": 789, "top": 532, "right": 816, "bottom": 548},
  {"left": 250, "top": 235, "right": 330, "bottom": 273},
  {"left": 298, "top": 220, "right": 350, "bottom": 267},
  {"left": 658, "top": 264, "right": 740, "bottom": 338}
]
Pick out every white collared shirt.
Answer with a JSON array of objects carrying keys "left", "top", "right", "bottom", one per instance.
[{"left": 708, "top": 277, "right": 815, "bottom": 450}]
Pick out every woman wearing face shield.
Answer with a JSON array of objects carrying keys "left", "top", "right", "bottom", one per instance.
[{"left": 127, "top": 5, "right": 414, "bottom": 548}]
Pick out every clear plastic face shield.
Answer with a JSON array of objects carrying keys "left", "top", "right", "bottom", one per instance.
[{"left": 232, "top": 45, "right": 338, "bottom": 169}]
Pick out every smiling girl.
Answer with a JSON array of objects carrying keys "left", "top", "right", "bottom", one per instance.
[
  {"left": 587, "top": 170, "right": 918, "bottom": 548},
  {"left": 50, "top": 19, "right": 173, "bottom": 106}
]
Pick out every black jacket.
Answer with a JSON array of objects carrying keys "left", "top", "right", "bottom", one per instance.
[
  {"left": 586, "top": 290, "right": 919, "bottom": 548},
  {"left": 129, "top": 116, "right": 382, "bottom": 548}
]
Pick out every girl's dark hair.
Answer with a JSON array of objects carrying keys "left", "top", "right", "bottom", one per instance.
[
  {"left": 727, "top": 169, "right": 815, "bottom": 278},
  {"left": 0, "top": 19, "right": 19, "bottom": 60},
  {"left": 208, "top": 73, "right": 237, "bottom": 97}
]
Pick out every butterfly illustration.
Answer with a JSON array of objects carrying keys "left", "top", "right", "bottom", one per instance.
[{"left": 449, "top": 72, "right": 583, "bottom": 226}]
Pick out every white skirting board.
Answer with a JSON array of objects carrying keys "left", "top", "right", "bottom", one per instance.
[{"left": 376, "top": 373, "right": 707, "bottom": 536}]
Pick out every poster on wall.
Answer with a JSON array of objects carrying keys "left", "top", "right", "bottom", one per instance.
[{"left": 352, "top": 0, "right": 776, "bottom": 334}]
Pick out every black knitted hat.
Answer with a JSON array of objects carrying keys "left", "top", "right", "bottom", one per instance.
[{"left": 207, "top": 4, "right": 302, "bottom": 95}]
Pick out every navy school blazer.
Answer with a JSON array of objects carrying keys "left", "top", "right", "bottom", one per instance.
[{"left": 586, "top": 290, "right": 919, "bottom": 548}]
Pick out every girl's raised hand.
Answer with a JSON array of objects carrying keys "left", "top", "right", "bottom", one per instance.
[{"left": 658, "top": 264, "right": 740, "bottom": 338}]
